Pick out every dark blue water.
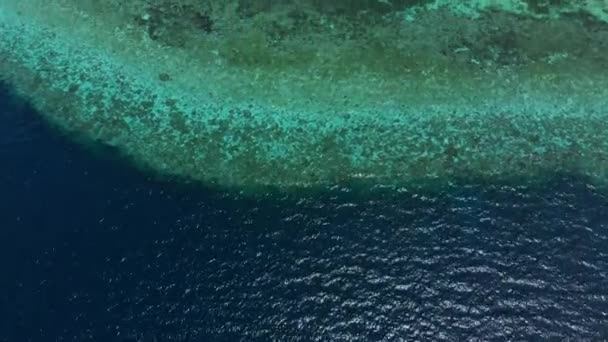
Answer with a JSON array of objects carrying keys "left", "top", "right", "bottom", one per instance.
[{"left": 1, "top": 84, "right": 608, "bottom": 342}]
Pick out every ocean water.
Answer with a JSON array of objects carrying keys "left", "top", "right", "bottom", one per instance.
[{"left": 1, "top": 85, "right": 608, "bottom": 342}]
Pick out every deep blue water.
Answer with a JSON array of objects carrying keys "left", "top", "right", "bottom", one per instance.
[{"left": 1, "top": 85, "right": 608, "bottom": 342}]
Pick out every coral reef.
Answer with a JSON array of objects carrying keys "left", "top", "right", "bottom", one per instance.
[{"left": 1, "top": 0, "right": 607, "bottom": 191}]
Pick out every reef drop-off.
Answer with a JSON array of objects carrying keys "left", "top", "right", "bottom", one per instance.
[{"left": 1, "top": 0, "right": 608, "bottom": 190}]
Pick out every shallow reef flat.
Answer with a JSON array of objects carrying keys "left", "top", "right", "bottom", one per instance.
[{"left": 1, "top": 0, "right": 607, "bottom": 191}]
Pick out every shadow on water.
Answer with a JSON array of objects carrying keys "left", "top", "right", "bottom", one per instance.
[{"left": 1, "top": 81, "right": 608, "bottom": 341}]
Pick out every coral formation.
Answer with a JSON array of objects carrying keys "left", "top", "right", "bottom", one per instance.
[{"left": 1, "top": 0, "right": 607, "bottom": 191}]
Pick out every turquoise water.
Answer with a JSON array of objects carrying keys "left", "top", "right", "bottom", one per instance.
[{"left": 2, "top": 3, "right": 608, "bottom": 189}]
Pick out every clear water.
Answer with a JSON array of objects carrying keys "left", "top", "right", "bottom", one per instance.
[{"left": 1, "top": 87, "right": 608, "bottom": 341}]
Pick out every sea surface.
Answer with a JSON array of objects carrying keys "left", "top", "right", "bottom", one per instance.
[{"left": 1, "top": 84, "right": 608, "bottom": 341}]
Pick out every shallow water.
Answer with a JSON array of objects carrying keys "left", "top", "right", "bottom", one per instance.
[{"left": 1, "top": 88, "right": 608, "bottom": 341}]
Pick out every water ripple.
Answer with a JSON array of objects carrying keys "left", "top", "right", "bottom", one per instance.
[{"left": 63, "top": 180, "right": 607, "bottom": 341}]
